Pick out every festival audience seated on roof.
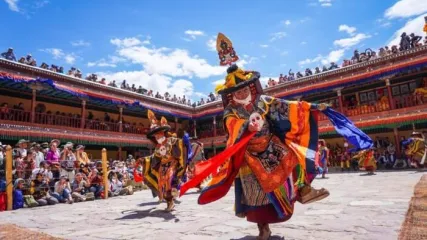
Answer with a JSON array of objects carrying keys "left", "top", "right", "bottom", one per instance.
[{"left": 1, "top": 48, "right": 16, "bottom": 61}]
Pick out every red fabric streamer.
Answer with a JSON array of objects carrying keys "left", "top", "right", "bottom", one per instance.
[{"left": 179, "top": 132, "right": 256, "bottom": 197}]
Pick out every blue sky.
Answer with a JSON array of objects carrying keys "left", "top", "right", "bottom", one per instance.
[{"left": 1, "top": 0, "right": 427, "bottom": 101}]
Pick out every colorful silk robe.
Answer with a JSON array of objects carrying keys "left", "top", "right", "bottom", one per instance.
[
  {"left": 197, "top": 95, "right": 319, "bottom": 220},
  {"left": 143, "top": 136, "right": 187, "bottom": 199},
  {"left": 354, "top": 150, "right": 376, "bottom": 171},
  {"left": 405, "top": 138, "right": 426, "bottom": 165}
]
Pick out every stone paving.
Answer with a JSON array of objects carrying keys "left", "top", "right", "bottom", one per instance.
[{"left": 0, "top": 171, "right": 423, "bottom": 240}]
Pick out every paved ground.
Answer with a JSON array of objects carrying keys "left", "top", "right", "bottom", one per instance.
[{"left": 0, "top": 171, "right": 423, "bottom": 240}]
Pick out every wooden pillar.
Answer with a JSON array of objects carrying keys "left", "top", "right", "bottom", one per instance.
[
  {"left": 101, "top": 148, "right": 108, "bottom": 199},
  {"left": 175, "top": 117, "right": 178, "bottom": 132},
  {"left": 80, "top": 100, "right": 86, "bottom": 129},
  {"left": 393, "top": 127, "right": 401, "bottom": 156},
  {"left": 213, "top": 116, "right": 217, "bottom": 155},
  {"left": 194, "top": 120, "right": 197, "bottom": 139},
  {"left": 385, "top": 79, "right": 394, "bottom": 110},
  {"left": 5, "top": 145, "right": 12, "bottom": 211},
  {"left": 118, "top": 107, "right": 123, "bottom": 133},
  {"left": 118, "top": 146, "right": 122, "bottom": 161},
  {"left": 30, "top": 89, "right": 36, "bottom": 123},
  {"left": 336, "top": 88, "right": 344, "bottom": 113}
]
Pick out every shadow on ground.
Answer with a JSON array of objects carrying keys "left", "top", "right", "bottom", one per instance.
[
  {"left": 231, "top": 235, "right": 284, "bottom": 240},
  {"left": 116, "top": 208, "right": 179, "bottom": 222}
]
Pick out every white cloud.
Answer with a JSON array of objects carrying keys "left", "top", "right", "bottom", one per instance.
[
  {"left": 270, "top": 32, "right": 287, "bottom": 42},
  {"left": 300, "top": 41, "right": 307, "bottom": 45},
  {"left": 284, "top": 20, "right": 291, "bottom": 26},
  {"left": 71, "top": 40, "right": 91, "bottom": 47},
  {"left": 40, "top": 48, "right": 78, "bottom": 64},
  {"left": 319, "top": 0, "right": 332, "bottom": 7},
  {"left": 184, "top": 30, "right": 205, "bottom": 40},
  {"left": 385, "top": 0, "right": 427, "bottom": 19},
  {"left": 194, "top": 92, "right": 208, "bottom": 98},
  {"left": 260, "top": 44, "right": 269, "bottom": 48},
  {"left": 206, "top": 36, "right": 216, "bottom": 51},
  {"left": 110, "top": 37, "right": 146, "bottom": 48},
  {"left": 333, "top": 33, "right": 371, "bottom": 48},
  {"left": 64, "top": 54, "right": 76, "bottom": 64},
  {"left": 87, "top": 55, "right": 127, "bottom": 68},
  {"left": 211, "top": 79, "right": 224, "bottom": 86},
  {"left": 338, "top": 24, "right": 357, "bottom": 36},
  {"left": 298, "top": 49, "right": 345, "bottom": 66},
  {"left": 300, "top": 17, "right": 311, "bottom": 23},
  {"left": 281, "top": 51, "right": 289, "bottom": 55},
  {"left": 99, "top": 70, "right": 195, "bottom": 100},
  {"left": 5, "top": 0, "right": 19, "bottom": 12},
  {"left": 387, "top": 14, "right": 426, "bottom": 46}
]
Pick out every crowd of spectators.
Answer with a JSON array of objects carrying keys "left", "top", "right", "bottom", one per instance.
[
  {"left": 0, "top": 48, "right": 219, "bottom": 107},
  {"left": 0, "top": 139, "right": 145, "bottom": 210},
  {"left": 269, "top": 32, "right": 427, "bottom": 88}
]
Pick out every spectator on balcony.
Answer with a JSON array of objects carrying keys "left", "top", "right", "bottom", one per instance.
[
  {"left": 155, "top": 92, "right": 162, "bottom": 99},
  {"left": 329, "top": 62, "right": 339, "bottom": 70},
  {"left": 208, "top": 92, "right": 216, "bottom": 102},
  {"left": 147, "top": 90, "right": 153, "bottom": 97},
  {"left": 100, "top": 78, "right": 106, "bottom": 85},
  {"left": 0, "top": 103, "right": 9, "bottom": 120},
  {"left": 87, "top": 111, "right": 94, "bottom": 120},
  {"left": 13, "top": 102, "right": 24, "bottom": 111},
  {"left": 200, "top": 98, "right": 205, "bottom": 105},
  {"left": 58, "top": 66, "right": 64, "bottom": 74},
  {"left": 60, "top": 142, "right": 76, "bottom": 182},
  {"left": 131, "top": 84, "right": 137, "bottom": 92},
  {"left": 424, "top": 36, "right": 427, "bottom": 45},
  {"left": 187, "top": 99, "right": 191, "bottom": 106},
  {"left": 104, "top": 113, "right": 111, "bottom": 122},
  {"left": 1, "top": 48, "right": 16, "bottom": 61},
  {"left": 76, "top": 145, "right": 90, "bottom": 166},
  {"left": 172, "top": 94, "right": 177, "bottom": 102},
  {"left": 52, "top": 175, "right": 73, "bottom": 204}
]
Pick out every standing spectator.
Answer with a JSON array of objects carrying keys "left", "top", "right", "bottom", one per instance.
[
  {"left": 46, "top": 139, "right": 61, "bottom": 181},
  {"left": 121, "top": 80, "right": 127, "bottom": 89},
  {"left": 60, "top": 142, "right": 76, "bottom": 182},
  {"left": 52, "top": 175, "right": 73, "bottom": 204},
  {"left": 76, "top": 145, "right": 90, "bottom": 165},
  {"left": 1, "top": 48, "right": 16, "bottom": 61},
  {"left": 14, "top": 139, "right": 29, "bottom": 179},
  {"left": 104, "top": 113, "right": 111, "bottom": 122},
  {"left": 34, "top": 144, "right": 45, "bottom": 169}
]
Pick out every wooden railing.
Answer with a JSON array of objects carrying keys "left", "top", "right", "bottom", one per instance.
[{"left": 0, "top": 108, "right": 148, "bottom": 135}]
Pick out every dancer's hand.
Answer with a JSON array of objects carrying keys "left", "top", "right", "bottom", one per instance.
[{"left": 318, "top": 103, "right": 330, "bottom": 111}]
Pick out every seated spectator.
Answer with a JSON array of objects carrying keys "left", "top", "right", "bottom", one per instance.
[
  {"left": 75, "top": 69, "right": 82, "bottom": 78},
  {"left": 71, "top": 173, "right": 91, "bottom": 202},
  {"left": 40, "top": 62, "right": 49, "bottom": 69},
  {"left": 31, "top": 161, "right": 53, "bottom": 182},
  {"left": 58, "top": 66, "right": 64, "bottom": 74},
  {"left": 131, "top": 84, "right": 137, "bottom": 92},
  {"left": 14, "top": 139, "right": 29, "bottom": 179},
  {"left": 24, "top": 149, "right": 36, "bottom": 179},
  {"left": 1, "top": 48, "right": 16, "bottom": 61},
  {"left": 52, "top": 175, "right": 73, "bottom": 204},
  {"left": 121, "top": 80, "right": 127, "bottom": 89},
  {"left": 329, "top": 62, "right": 339, "bottom": 70},
  {"left": 137, "top": 86, "right": 146, "bottom": 94},
  {"left": 108, "top": 171, "right": 127, "bottom": 196},
  {"left": 100, "top": 78, "right": 106, "bottom": 85},
  {"left": 13, "top": 178, "right": 25, "bottom": 210},
  {"left": 30, "top": 173, "right": 58, "bottom": 206},
  {"left": 109, "top": 80, "right": 117, "bottom": 87},
  {"left": 88, "top": 167, "right": 104, "bottom": 198},
  {"left": 79, "top": 163, "right": 91, "bottom": 176},
  {"left": 13, "top": 102, "right": 24, "bottom": 111}
]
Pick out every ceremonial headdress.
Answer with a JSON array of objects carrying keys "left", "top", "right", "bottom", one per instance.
[
  {"left": 146, "top": 109, "right": 171, "bottom": 141},
  {"left": 214, "top": 33, "right": 263, "bottom": 107}
]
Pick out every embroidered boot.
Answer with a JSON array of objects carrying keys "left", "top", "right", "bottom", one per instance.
[{"left": 300, "top": 185, "right": 329, "bottom": 204}]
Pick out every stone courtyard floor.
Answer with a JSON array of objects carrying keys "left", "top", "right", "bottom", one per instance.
[{"left": 0, "top": 171, "right": 423, "bottom": 240}]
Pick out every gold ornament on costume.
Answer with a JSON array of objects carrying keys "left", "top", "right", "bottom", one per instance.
[
  {"left": 424, "top": 16, "right": 427, "bottom": 34},
  {"left": 147, "top": 109, "right": 159, "bottom": 129},
  {"left": 217, "top": 33, "right": 239, "bottom": 66},
  {"left": 160, "top": 116, "right": 168, "bottom": 127}
]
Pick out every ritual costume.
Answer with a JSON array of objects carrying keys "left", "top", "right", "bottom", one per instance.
[
  {"left": 340, "top": 141, "right": 350, "bottom": 171},
  {"left": 403, "top": 132, "right": 426, "bottom": 169},
  {"left": 180, "top": 33, "right": 373, "bottom": 240},
  {"left": 186, "top": 140, "right": 206, "bottom": 192},
  {"left": 143, "top": 110, "right": 189, "bottom": 211},
  {"left": 317, "top": 140, "right": 329, "bottom": 178},
  {"left": 353, "top": 149, "right": 376, "bottom": 174}
]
